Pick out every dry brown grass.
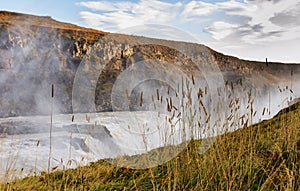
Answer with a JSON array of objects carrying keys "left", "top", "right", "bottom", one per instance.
[{"left": 0, "top": 92, "right": 299, "bottom": 191}]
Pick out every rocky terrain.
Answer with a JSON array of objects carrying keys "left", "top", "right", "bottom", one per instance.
[{"left": 0, "top": 11, "right": 299, "bottom": 117}]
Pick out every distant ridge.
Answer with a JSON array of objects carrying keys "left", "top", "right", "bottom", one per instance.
[{"left": 0, "top": 10, "right": 107, "bottom": 34}]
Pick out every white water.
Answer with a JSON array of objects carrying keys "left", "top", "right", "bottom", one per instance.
[
  {"left": 0, "top": 111, "right": 192, "bottom": 180},
  {"left": 0, "top": 93, "right": 295, "bottom": 180}
]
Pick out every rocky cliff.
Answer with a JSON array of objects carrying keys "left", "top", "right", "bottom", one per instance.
[{"left": 0, "top": 11, "right": 299, "bottom": 117}]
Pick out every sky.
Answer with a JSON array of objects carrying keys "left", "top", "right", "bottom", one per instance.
[{"left": 1, "top": 0, "right": 300, "bottom": 63}]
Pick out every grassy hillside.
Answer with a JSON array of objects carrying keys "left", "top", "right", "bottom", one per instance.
[{"left": 1, "top": 101, "right": 299, "bottom": 191}]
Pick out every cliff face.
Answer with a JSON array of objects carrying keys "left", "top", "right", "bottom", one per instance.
[
  {"left": 0, "top": 11, "right": 107, "bottom": 117},
  {"left": 0, "top": 11, "right": 299, "bottom": 117}
]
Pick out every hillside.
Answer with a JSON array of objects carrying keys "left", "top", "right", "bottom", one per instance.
[
  {"left": 1, "top": 98, "right": 299, "bottom": 190},
  {"left": 0, "top": 11, "right": 299, "bottom": 117}
]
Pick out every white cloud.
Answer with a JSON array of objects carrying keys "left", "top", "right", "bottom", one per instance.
[
  {"left": 269, "top": 2, "right": 300, "bottom": 27},
  {"left": 78, "top": 0, "right": 183, "bottom": 31},
  {"left": 117, "top": 24, "right": 199, "bottom": 43},
  {"left": 204, "top": 0, "right": 300, "bottom": 44},
  {"left": 181, "top": 1, "right": 217, "bottom": 18},
  {"left": 206, "top": 21, "right": 239, "bottom": 40},
  {"left": 77, "top": 0, "right": 300, "bottom": 62},
  {"left": 78, "top": 1, "right": 130, "bottom": 12},
  {"left": 79, "top": 11, "right": 140, "bottom": 31},
  {"left": 78, "top": 0, "right": 300, "bottom": 42},
  {"left": 77, "top": 0, "right": 222, "bottom": 31},
  {"left": 217, "top": 0, "right": 257, "bottom": 14}
]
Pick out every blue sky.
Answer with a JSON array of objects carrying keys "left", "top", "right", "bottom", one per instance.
[{"left": 1, "top": 0, "right": 300, "bottom": 63}]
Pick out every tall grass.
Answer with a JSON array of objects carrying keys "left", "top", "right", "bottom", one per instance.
[
  {"left": 0, "top": 77, "right": 299, "bottom": 190},
  {"left": 48, "top": 84, "right": 54, "bottom": 174}
]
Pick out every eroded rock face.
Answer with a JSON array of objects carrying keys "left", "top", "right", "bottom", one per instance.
[
  {"left": 94, "top": 43, "right": 200, "bottom": 112},
  {"left": 0, "top": 18, "right": 105, "bottom": 117},
  {"left": 0, "top": 11, "right": 300, "bottom": 118}
]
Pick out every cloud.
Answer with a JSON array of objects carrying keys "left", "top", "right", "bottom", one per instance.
[
  {"left": 78, "top": 0, "right": 300, "bottom": 42},
  {"left": 246, "top": 0, "right": 282, "bottom": 3},
  {"left": 79, "top": 11, "right": 140, "bottom": 31},
  {"left": 204, "top": 0, "right": 300, "bottom": 44},
  {"left": 217, "top": 0, "right": 257, "bottom": 14},
  {"left": 206, "top": 21, "right": 283, "bottom": 44},
  {"left": 117, "top": 24, "right": 199, "bottom": 43},
  {"left": 78, "top": 0, "right": 223, "bottom": 32},
  {"left": 205, "top": 21, "right": 239, "bottom": 40},
  {"left": 269, "top": 2, "right": 300, "bottom": 27},
  {"left": 78, "top": 1, "right": 135, "bottom": 12},
  {"left": 78, "top": 0, "right": 183, "bottom": 31},
  {"left": 77, "top": 0, "right": 300, "bottom": 62},
  {"left": 181, "top": 1, "right": 217, "bottom": 18}
]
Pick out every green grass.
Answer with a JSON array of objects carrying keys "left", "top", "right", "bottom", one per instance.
[{"left": 1, "top": 101, "right": 299, "bottom": 191}]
